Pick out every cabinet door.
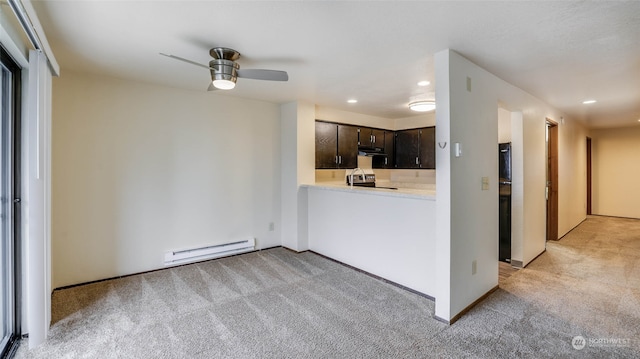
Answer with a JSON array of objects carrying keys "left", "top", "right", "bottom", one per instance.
[
  {"left": 357, "top": 127, "right": 371, "bottom": 147},
  {"left": 371, "top": 129, "right": 385, "bottom": 150},
  {"left": 395, "top": 129, "right": 420, "bottom": 168},
  {"left": 419, "top": 127, "right": 436, "bottom": 169},
  {"left": 383, "top": 130, "right": 395, "bottom": 168},
  {"left": 315, "top": 121, "right": 338, "bottom": 169},
  {"left": 373, "top": 130, "right": 395, "bottom": 169},
  {"left": 337, "top": 124, "right": 359, "bottom": 168}
]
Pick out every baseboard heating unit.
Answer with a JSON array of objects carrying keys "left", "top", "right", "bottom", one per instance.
[{"left": 164, "top": 238, "right": 255, "bottom": 266}]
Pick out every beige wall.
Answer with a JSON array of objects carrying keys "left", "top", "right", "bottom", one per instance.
[
  {"left": 591, "top": 126, "right": 640, "bottom": 219},
  {"left": 52, "top": 71, "right": 282, "bottom": 288},
  {"left": 557, "top": 117, "right": 589, "bottom": 235}
]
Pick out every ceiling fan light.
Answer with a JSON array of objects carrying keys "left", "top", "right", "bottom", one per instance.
[
  {"left": 213, "top": 79, "right": 236, "bottom": 90},
  {"left": 409, "top": 101, "right": 436, "bottom": 112}
]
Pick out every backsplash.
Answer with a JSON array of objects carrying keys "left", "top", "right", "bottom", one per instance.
[{"left": 315, "top": 168, "right": 435, "bottom": 189}]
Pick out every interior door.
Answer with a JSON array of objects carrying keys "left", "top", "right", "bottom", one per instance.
[
  {"left": 586, "top": 137, "right": 592, "bottom": 215},
  {"left": 546, "top": 120, "right": 558, "bottom": 241}
]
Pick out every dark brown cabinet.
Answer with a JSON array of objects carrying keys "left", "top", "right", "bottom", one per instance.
[
  {"left": 316, "top": 120, "right": 433, "bottom": 170},
  {"left": 395, "top": 129, "right": 421, "bottom": 168},
  {"left": 419, "top": 127, "right": 436, "bottom": 169},
  {"left": 395, "top": 127, "right": 435, "bottom": 169},
  {"left": 358, "top": 127, "right": 386, "bottom": 150},
  {"left": 373, "top": 130, "right": 395, "bottom": 169},
  {"left": 315, "top": 121, "right": 358, "bottom": 169}
]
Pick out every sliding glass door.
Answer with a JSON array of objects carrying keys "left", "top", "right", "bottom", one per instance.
[{"left": 0, "top": 45, "right": 21, "bottom": 357}]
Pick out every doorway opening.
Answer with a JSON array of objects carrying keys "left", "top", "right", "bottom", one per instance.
[{"left": 546, "top": 119, "right": 558, "bottom": 241}]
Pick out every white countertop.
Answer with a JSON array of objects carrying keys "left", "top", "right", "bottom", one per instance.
[{"left": 303, "top": 182, "right": 436, "bottom": 200}]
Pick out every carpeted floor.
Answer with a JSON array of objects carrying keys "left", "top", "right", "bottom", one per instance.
[{"left": 15, "top": 215, "right": 640, "bottom": 358}]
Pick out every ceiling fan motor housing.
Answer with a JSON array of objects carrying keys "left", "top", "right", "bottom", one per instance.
[
  {"left": 209, "top": 47, "right": 241, "bottom": 61},
  {"left": 210, "top": 59, "right": 239, "bottom": 84}
]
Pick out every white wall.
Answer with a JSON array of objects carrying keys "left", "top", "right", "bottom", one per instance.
[
  {"left": 591, "top": 126, "right": 640, "bottom": 219},
  {"left": 498, "top": 107, "right": 512, "bottom": 143},
  {"left": 434, "top": 49, "right": 588, "bottom": 321},
  {"left": 280, "top": 101, "right": 315, "bottom": 251},
  {"left": 307, "top": 187, "right": 437, "bottom": 296},
  {"left": 52, "top": 71, "right": 282, "bottom": 288}
]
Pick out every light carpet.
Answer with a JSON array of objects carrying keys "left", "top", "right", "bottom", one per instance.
[{"left": 15, "top": 215, "right": 640, "bottom": 358}]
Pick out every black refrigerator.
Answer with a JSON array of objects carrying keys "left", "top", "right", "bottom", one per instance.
[{"left": 499, "top": 143, "right": 512, "bottom": 263}]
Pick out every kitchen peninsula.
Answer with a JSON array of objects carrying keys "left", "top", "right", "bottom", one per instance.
[{"left": 303, "top": 175, "right": 437, "bottom": 298}]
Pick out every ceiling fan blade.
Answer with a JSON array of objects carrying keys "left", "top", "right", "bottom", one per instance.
[
  {"left": 159, "top": 53, "right": 214, "bottom": 70},
  {"left": 237, "top": 69, "right": 288, "bottom": 81}
]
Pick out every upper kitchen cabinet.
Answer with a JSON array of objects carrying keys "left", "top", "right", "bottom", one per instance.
[
  {"left": 315, "top": 121, "right": 358, "bottom": 169},
  {"left": 372, "top": 130, "right": 395, "bottom": 169},
  {"left": 419, "top": 127, "right": 436, "bottom": 169},
  {"left": 395, "top": 127, "right": 436, "bottom": 169},
  {"left": 395, "top": 129, "right": 421, "bottom": 168},
  {"left": 358, "top": 127, "right": 386, "bottom": 150}
]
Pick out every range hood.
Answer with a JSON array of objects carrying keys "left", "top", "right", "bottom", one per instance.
[{"left": 358, "top": 147, "right": 387, "bottom": 156}]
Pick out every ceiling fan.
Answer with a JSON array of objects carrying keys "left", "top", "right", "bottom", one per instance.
[{"left": 160, "top": 47, "right": 289, "bottom": 90}]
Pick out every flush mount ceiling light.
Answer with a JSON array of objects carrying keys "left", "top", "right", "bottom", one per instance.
[
  {"left": 409, "top": 101, "right": 436, "bottom": 112},
  {"left": 417, "top": 80, "right": 430, "bottom": 87},
  {"left": 583, "top": 99, "right": 597, "bottom": 104},
  {"left": 347, "top": 99, "right": 358, "bottom": 104}
]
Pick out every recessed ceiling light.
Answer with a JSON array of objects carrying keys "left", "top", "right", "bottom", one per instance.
[
  {"left": 417, "top": 81, "right": 430, "bottom": 87},
  {"left": 582, "top": 100, "right": 596, "bottom": 104},
  {"left": 347, "top": 99, "right": 358, "bottom": 104}
]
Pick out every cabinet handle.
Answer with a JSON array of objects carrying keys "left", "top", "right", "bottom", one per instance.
[
  {"left": 385, "top": 157, "right": 388, "bottom": 165},
  {"left": 415, "top": 157, "right": 419, "bottom": 165},
  {"left": 339, "top": 156, "right": 342, "bottom": 164},
  {"left": 373, "top": 135, "right": 376, "bottom": 144},
  {"left": 335, "top": 155, "right": 339, "bottom": 164}
]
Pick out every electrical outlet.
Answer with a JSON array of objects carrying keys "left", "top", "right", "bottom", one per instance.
[
  {"left": 472, "top": 260, "right": 477, "bottom": 275},
  {"left": 269, "top": 222, "right": 275, "bottom": 231}
]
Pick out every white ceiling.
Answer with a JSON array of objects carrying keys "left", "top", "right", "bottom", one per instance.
[{"left": 31, "top": 0, "right": 640, "bottom": 129}]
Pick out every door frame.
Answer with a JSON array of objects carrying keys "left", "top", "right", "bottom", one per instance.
[
  {"left": 0, "top": 44, "right": 22, "bottom": 358},
  {"left": 546, "top": 119, "right": 558, "bottom": 241}
]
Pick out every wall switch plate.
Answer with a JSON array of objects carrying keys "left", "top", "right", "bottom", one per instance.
[
  {"left": 481, "top": 177, "right": 489, "bottom": 190},
  {"left": 472, "top": 260, "right": 477, "bottom": 275},
  {"left": 455, "top": 143, "right": 462, "bottom": 157},
  {"left": 269, "top": 222, "right": 275, "bottom": 231},
  {"left": 466, "top": 76, "right": 472, "bottom": 92}
]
